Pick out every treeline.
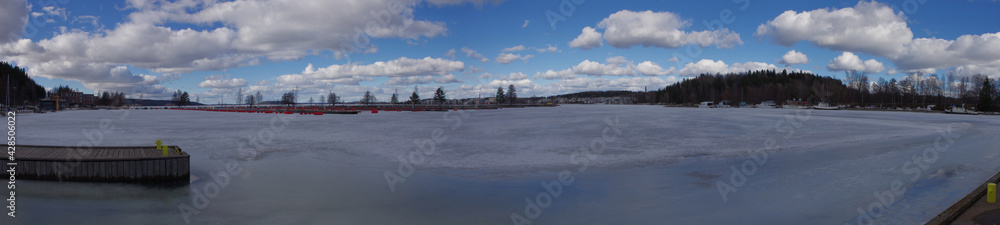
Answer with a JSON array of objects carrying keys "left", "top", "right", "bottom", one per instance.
[
  {"left": 0, "top": 61, "right": 47, "bottom": 106},
  {"left": 853, "top": 73, "right": 998, "bottom": 111},
  {"left": 554, "top": 90, "right": 634, "bottom": 99},
  {"left": 651, "top": 70, "right": 847, "bottom": 105},
  {"left": 644, "top": 70, "right": 999, "bottom": 111},
  {"left": 171, "top": 90, "right": 192, "bottom": 106},
  {"left": 97, "top": 91, "right": 127, "bottom": 107},
  {"left": 264, "top": 85, "right": 498, "bottom": 106}
]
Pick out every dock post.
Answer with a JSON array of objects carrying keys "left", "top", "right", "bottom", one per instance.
[
  {"left": 158, "top": 140, "right": 168, "bottom": 156},
  {"left": 989, "top": 183, "right": 996, "bottom": 203}
]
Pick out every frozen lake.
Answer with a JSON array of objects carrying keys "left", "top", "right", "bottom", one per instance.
[{"left": 11, "top": 105, "right": 1000, "bottom": 224}]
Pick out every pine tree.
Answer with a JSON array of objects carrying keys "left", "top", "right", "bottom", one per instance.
[
  {"left": 390, "top": 93, "right": 399, "bottom": 104},
  {"left": 102, "top": 92, "right": 113, "bottom": 106},
  {"left": 409, "top": 91, "right": 420, "bottom": 104},
  {"left": 180, "top": 92, "right": 191, "bottom": 106},
  {"left": 433, "top": 87, "right": 446, "bottom": 105},
  {"left": 979, "top": 78, "right": 994, "bottom": 112},
  {"left": 0, "top": 61, "right": 46, "bottom": 106},
  {"left": 507, "top": 84, "right": 517, "bottom": 105},
  {"left": 495, "top": 87, "right": 505, "bottom": 105}
]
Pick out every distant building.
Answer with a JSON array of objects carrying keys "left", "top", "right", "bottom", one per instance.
[
  {"left": 39, "top": 99, "right": 67, "bottom": 111},
  {"left": 57, "top": 91, "right": 97, "bottom": 107}
]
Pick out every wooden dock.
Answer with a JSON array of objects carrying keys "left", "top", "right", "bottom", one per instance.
[
  {"left": 1, "top": 145, "right": 190, "bottom": 182},
  {"left": 927, "top": 170, "right": 1000, "bottom": 224}
]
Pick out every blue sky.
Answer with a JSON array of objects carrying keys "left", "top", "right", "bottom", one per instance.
[{"left": 1, "top": 0, "right": 999, "bottom": 103}]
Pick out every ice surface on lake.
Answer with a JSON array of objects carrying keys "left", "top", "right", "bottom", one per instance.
[{"left": 11, "top": 105, "right": 1000, "bottom": 224}]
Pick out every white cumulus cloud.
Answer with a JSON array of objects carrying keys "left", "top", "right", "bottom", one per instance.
[
  {"left": 533, "top": 69, "right": 576, "bottom": 80},
  {"left": 892, "top": 33, "right": 1000, "bottom": 73},
  {"left": 496, "top": 53, "right": 532, "bottom": 64},
  {"left": 384, "top": 74, "right": 460, "bottom": 86},
  {"left": 569, "top": 26, "right": 603, "bottom": 50},
  {"left": 501, "top": 45, "right": 526, "bottom": 52},
  {"left": 0, "top": 0, "right": 457, "bottom": 95},
  {"left": 779, "top": 50, "right": 809, "bottom": 66},
  {"left": 0, "top": 0, "right": 28, "bottom": 44},
  {"left": 571, "top": 10, "right": 742, "bottom": 50},
  {"left": 573, "top": 59, "right": 634, "bottom": 76},
  {"left": 636, "top": 61, "right": 676, "bottom": 76},
  {"left": 275, "top": 57, "right": 464, "bottom": 86},
  {"left": 755, "top": 1, "right": 912, "bottom": 57},
  {"left": 755, "top": 1, "right": 1000, "bottom": 77},
  {"left": 199, "top": 75, "right": 248, "bottom": 89},
  {"left": 679, "top": 59, "right": 785, "bottom": 76},
  {"left": 827, "top": 52, "right": 885, "bottom": 73}
]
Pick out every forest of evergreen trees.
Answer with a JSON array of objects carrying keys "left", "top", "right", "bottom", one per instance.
[
  {"left": 0, "top": 61, "right": 47, "bottom": 107},
  {"left": 652, "top": 70, "right": 846, "bottom": 106},
  {"left": 554, "top": 90, "right": 637, "bottom": 99},
  {"left": 643, "top": 70, "right": 999, "bottom": 111}
]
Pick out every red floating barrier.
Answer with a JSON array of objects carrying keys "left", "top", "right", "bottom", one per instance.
[
  {"left": 313, "top": 112, "right": 323, "bottom": 115},
  {"left": 372, "top": 109, "right": 378, "bottom": 113}
]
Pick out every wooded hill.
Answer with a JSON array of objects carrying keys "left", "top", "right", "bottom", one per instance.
[
  {"left": 0, "top": 61, "right": 46, "bottom": 106},
  {"left": 627, "top": 70, "right": 998, "bottom": 111},
  {"left": 552, "top": 91, "right": 637, "bottom": 99},
  {"left": 653, "top": 70, "right": 847, "bottom": 105}
]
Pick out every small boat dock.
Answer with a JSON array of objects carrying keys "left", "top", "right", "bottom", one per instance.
[
  {"left": 927, "top": 171, "right": 1000, "bottom": 224},
  {"left": 1, "top": 144, "right": 190, "bottom": 182}
]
